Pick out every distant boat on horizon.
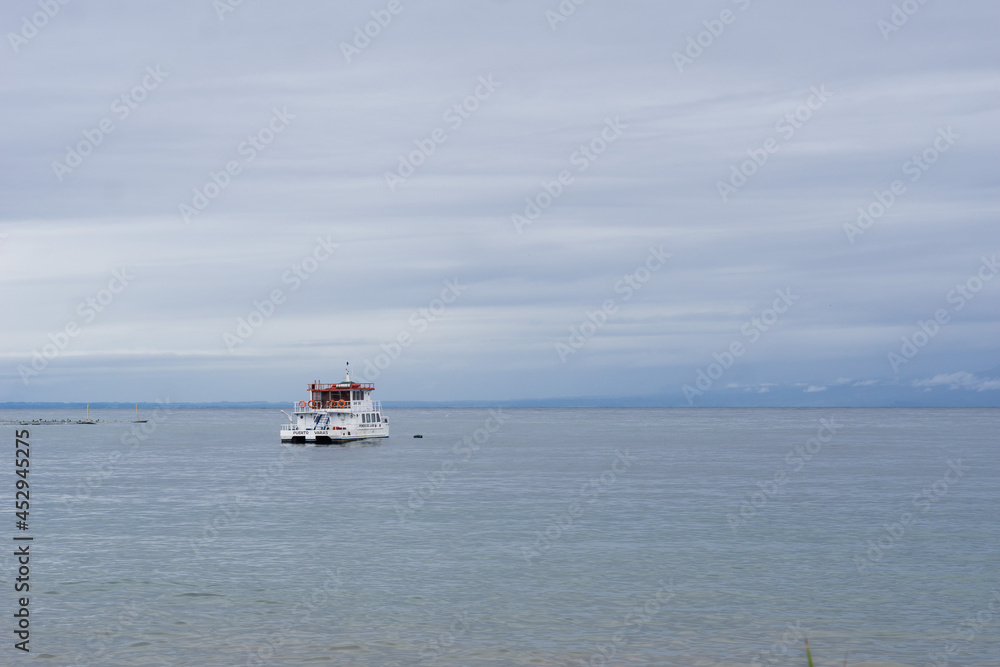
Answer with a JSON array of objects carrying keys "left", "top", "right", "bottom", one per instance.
[
  {"left": 78, "top": 404, "right": 96, "bottom": 424},
  {"left": 134, "top": 404, "right": 147, "bottom": 423}
]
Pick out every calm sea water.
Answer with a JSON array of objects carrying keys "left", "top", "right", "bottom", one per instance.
[{"left": 1, "top": 408, "right": 998, "bottom": 666}]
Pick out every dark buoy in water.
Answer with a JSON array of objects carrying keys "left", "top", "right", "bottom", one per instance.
[{"left": 413, "top": 434, "right": 423, "bottom": 438}]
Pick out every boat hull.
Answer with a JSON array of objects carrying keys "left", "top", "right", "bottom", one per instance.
[{"left": 280, "top": 427, "right": 389, "bottom": 444}]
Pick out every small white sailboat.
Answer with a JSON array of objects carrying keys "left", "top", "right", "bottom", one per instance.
[{"left": 79, "top": 404, "right": 96, "bottom": 424}]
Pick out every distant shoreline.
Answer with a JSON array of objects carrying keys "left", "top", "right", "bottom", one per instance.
[{"left": 1, "top": 402, "right": 998, "bottom": 409}]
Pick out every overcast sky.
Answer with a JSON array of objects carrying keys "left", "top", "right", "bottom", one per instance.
[{"left": 1, "top": 0, "right": 998, "bottom": 404}]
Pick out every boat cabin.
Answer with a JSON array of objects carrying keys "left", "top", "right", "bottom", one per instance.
[{"left": 303, "top": 380, "right": 375, "bottom": 410}]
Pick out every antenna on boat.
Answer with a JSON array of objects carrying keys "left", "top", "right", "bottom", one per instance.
[{"left": 345, "top": 361, "right": 351, "bottom": 382}]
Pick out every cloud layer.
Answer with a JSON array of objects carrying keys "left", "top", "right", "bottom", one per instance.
[{"left": 1, "top": 0, "right": 998, "bottom": 403}]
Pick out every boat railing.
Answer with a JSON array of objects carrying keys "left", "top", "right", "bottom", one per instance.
[
  {"left": 291, "top": 399, "right": 382, "bottom": 413},
  {"left": 307, "top": 382, "right": 375, "bottom": 391},
  {"left": 295, "top": 401, "right": 352, "bottom": 412}
]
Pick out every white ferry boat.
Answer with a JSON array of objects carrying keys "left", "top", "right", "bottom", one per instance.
[{"left": 280, "top": 363, "right": 389, "bottom": 444}]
